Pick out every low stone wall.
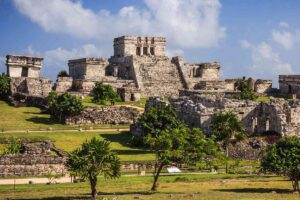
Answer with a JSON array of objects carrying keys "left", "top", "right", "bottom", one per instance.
[
  {"left": 65, "top": 106, "right": 141, "bottom": 125},
  {"left": 0, "top": 155, "right": 67, "bottom": 177},
  {"left": 0, "top": 141, "right": 68, "bottom": 177}
]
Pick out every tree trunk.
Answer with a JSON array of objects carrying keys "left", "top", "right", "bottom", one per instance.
[
  {"left": 292, "top": 180, "right": 299, "bottom": 193},
  {"left": 89, "top": 175, "right": 98, "bottom": 200},
  {"left": 151, "top": 162, "right": 164, "bottom": 191},
  {"left": 225, "top": 146, "right": 229, "bottom": 174}
]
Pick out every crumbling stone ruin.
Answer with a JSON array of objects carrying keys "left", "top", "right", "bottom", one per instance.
[
  {"left": 0, "top": 140, "right": 68, "bottom": 177},
  {"left": 65, "top": 106, "right": 141, "bottom": 125},
  {"left": 7, "top": 55, "right": 52, "bottom": 97},
  {"left": 132, "top": 95, "right": 300, "bottom": 137}
]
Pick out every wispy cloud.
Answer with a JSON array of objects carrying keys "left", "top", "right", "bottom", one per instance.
[
  {"left": 241, "top": 40, "right": 293, "bottom": 80},
  {"left": 13, "top": 0, "right": 226, "bottom": 48}
]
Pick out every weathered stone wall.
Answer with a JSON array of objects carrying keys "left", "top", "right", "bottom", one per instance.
[
  {"left": 0, "top": 141, "right": 68, "bottom": 177},
  {"left": 279, "top": 75, "right": 300, "bottom": 98},
  {"left": 142, "top": 95, "right": 300, "bottom": 137},
  {"left": 68, "top": 58, "right": 109, "bottom": 80},
  {"left": 132, "top": 56, "right": 184, "bottom": 97},
  {"left": 65, "top": 106, "right": 141, "bottom": 125},
  {"left": 10, "top": 77, "right": 52, "bottom": 97},
  {"left": 54, "top": 77, "right": 73, "bottom": 94},
  {"left": 254, "top": 79, "right": 272, "bottom": 94}
]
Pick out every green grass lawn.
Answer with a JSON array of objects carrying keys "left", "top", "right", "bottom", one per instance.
[
  {"left": 0, "top": 174, "right": 298, "bottom": 200},
  {"left": 0, "top": 131, "right": 154, "bottom": 161},
  {"left": 256, "top": 96, "right": 271, "bottom": 102}
]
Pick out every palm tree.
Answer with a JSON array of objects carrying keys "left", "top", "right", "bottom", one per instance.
[
  {"left": 68, "top": 137, "right": 121, "bottom": 200},
  {"left": 211, "top": 111, "right": 246, "bottom": 173}
]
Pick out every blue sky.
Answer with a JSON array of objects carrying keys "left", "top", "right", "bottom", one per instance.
[{"left": 0, "top": 0, "right": 300, "bottom": 87}]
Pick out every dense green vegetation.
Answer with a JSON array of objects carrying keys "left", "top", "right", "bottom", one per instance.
[
  {"left": 234, "top": 77, "right": 258, "bottom": 100},
  {"left": 0, "top": 174, "right": 299, "bottom": 199},
  {"left": 261, "top": 136, "right": 300, "bottom": 193},
  {"left": 48, "top": 92, "right": 83, "bottom": 122},
  {"left": 92, "top": 82, "right": 120, "bottom": 105}
]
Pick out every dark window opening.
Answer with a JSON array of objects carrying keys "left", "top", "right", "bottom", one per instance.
[
  {"left": 136, "top": 47, "right": 141, "bottom": 56},
  {"left": 288, "top": 85, "right": 292, "bottom": 93},
  {"left": 143, "top": 47, "right": 148, "bottom": 55},
  {"left": 150, "top": 47, "right": 155, "bottom": 55},
  {"left": 131, "top": 93, "right": 135, "bottom": 101},
  {"left": 21, "top": 67, "right": 28, "bottom": 77}
]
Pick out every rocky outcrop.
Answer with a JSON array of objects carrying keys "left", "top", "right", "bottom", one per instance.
[{"left": 65, "top": 106, "right": 141, "bottom": 125}]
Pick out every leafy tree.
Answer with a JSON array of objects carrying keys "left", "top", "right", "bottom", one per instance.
[
  {"left": 57, "top": 70, "right": 69, "bottom": 78},
  {"left": 146, "top": 126, "right": 219, "bottom": 191},
  {"left": 261, "top": 136, "right": 300, "bottom": 193},
  {"left": 138, "top": 105, "right": 182, "bottom": 138},
  {"left": 45, "top": 91, "right": 58, "bottom": 115},
  {"left": 234, "top": 77, "right": 257, "bottom": 100},
  {"left": 68, "top": 137, "right": 121, "bottom": 199},
  {"left": 211, "top": 111, "right": 246, "bottom": 173},
  {"left": 0, "top": 73, "right": 10, "bottom": 99},
  {"left": 140, "top": 105, "right": 219, "bottom": 191},
  {"left": 53, "top": 93, "right": 83, "bottom": 122},
  {"left": 92, "top": 82, "right": 120, "bottom": 105}
]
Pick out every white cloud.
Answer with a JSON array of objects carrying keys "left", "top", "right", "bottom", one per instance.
[
  {"left": 272, "top": 30, "right": 294, "bottom": 50},
  {"left": 13, "top": 0, "right": 225, "bottom": 48},
  {"left": 241, "top": 41, "right": 293, "bottom": 80},
  {"left": 24, "top": 44, "right": 103, "bottom": 80},
  {"left": 279, "top": 21, "right": 289, "bottom": 28}
]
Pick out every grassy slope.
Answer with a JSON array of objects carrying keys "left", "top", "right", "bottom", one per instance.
[
  {"left": 0, "top": 174, "right": 298, "bottom": 200},
  {"left": 0, "top": 101, "right": 128, "bottom": 131},
  {"left": 0, "top": 131, "right": 154, "bottom": 161}
]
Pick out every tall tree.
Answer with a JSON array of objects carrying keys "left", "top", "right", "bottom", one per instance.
[
  {"left": 261, "top": 136, "right": 300, "bottom": 193},
  {"left": 68, "top": 137, "right": 121, "bottom": 199},
  {"left": 211, "top": 111, "right": 246, "bottom": 173},
  {"left": 45, "top": 91, "right": 58, "bottom": 115},
  {"left": 140, "top": 105, "right": 219, "bottom": 191}
]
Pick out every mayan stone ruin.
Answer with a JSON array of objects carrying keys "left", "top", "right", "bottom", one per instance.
[{"left": 5, "top": 36, "right": 300, "bottom": 137}]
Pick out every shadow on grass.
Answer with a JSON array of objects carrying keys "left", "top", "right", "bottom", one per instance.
[
  {"left": 101, "top": 131, "right": 131, "bottom": 146},
  {"left": 16, "top": 191, "right": 184, "bottom": 200},
  {"left": 26, "top": 116, "right": 61, "bottom": 126},
  {"left": 214, "top": 188, "right": 293, "bottom": 194}
]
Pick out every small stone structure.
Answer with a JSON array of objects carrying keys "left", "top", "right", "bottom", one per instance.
[
  {"left": 65, "top": 106, "right": 141, "bottom": 125},
  {"left": 6, "top": 55, "right": 52, "bottom": 98},
  {"left": 0, "top": 141, "right": 68, "bottom": 177},
  {"left": 279, "top": 75, "right": 300, "bottom": 98},
  {"left": 224, "top": 78, "right": 272, "bottom": 94}
]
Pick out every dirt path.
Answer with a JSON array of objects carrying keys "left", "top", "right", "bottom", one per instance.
[{"left": 0, "top": 172, "right": 218, "bottom": 185}]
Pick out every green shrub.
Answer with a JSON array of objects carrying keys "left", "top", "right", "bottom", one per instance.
[
  {"left": 92, "top": 82, "right": 120, "bottom": 105},
  {"left": 3, "top": 137, "right": 21, "bottom": 155}
]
